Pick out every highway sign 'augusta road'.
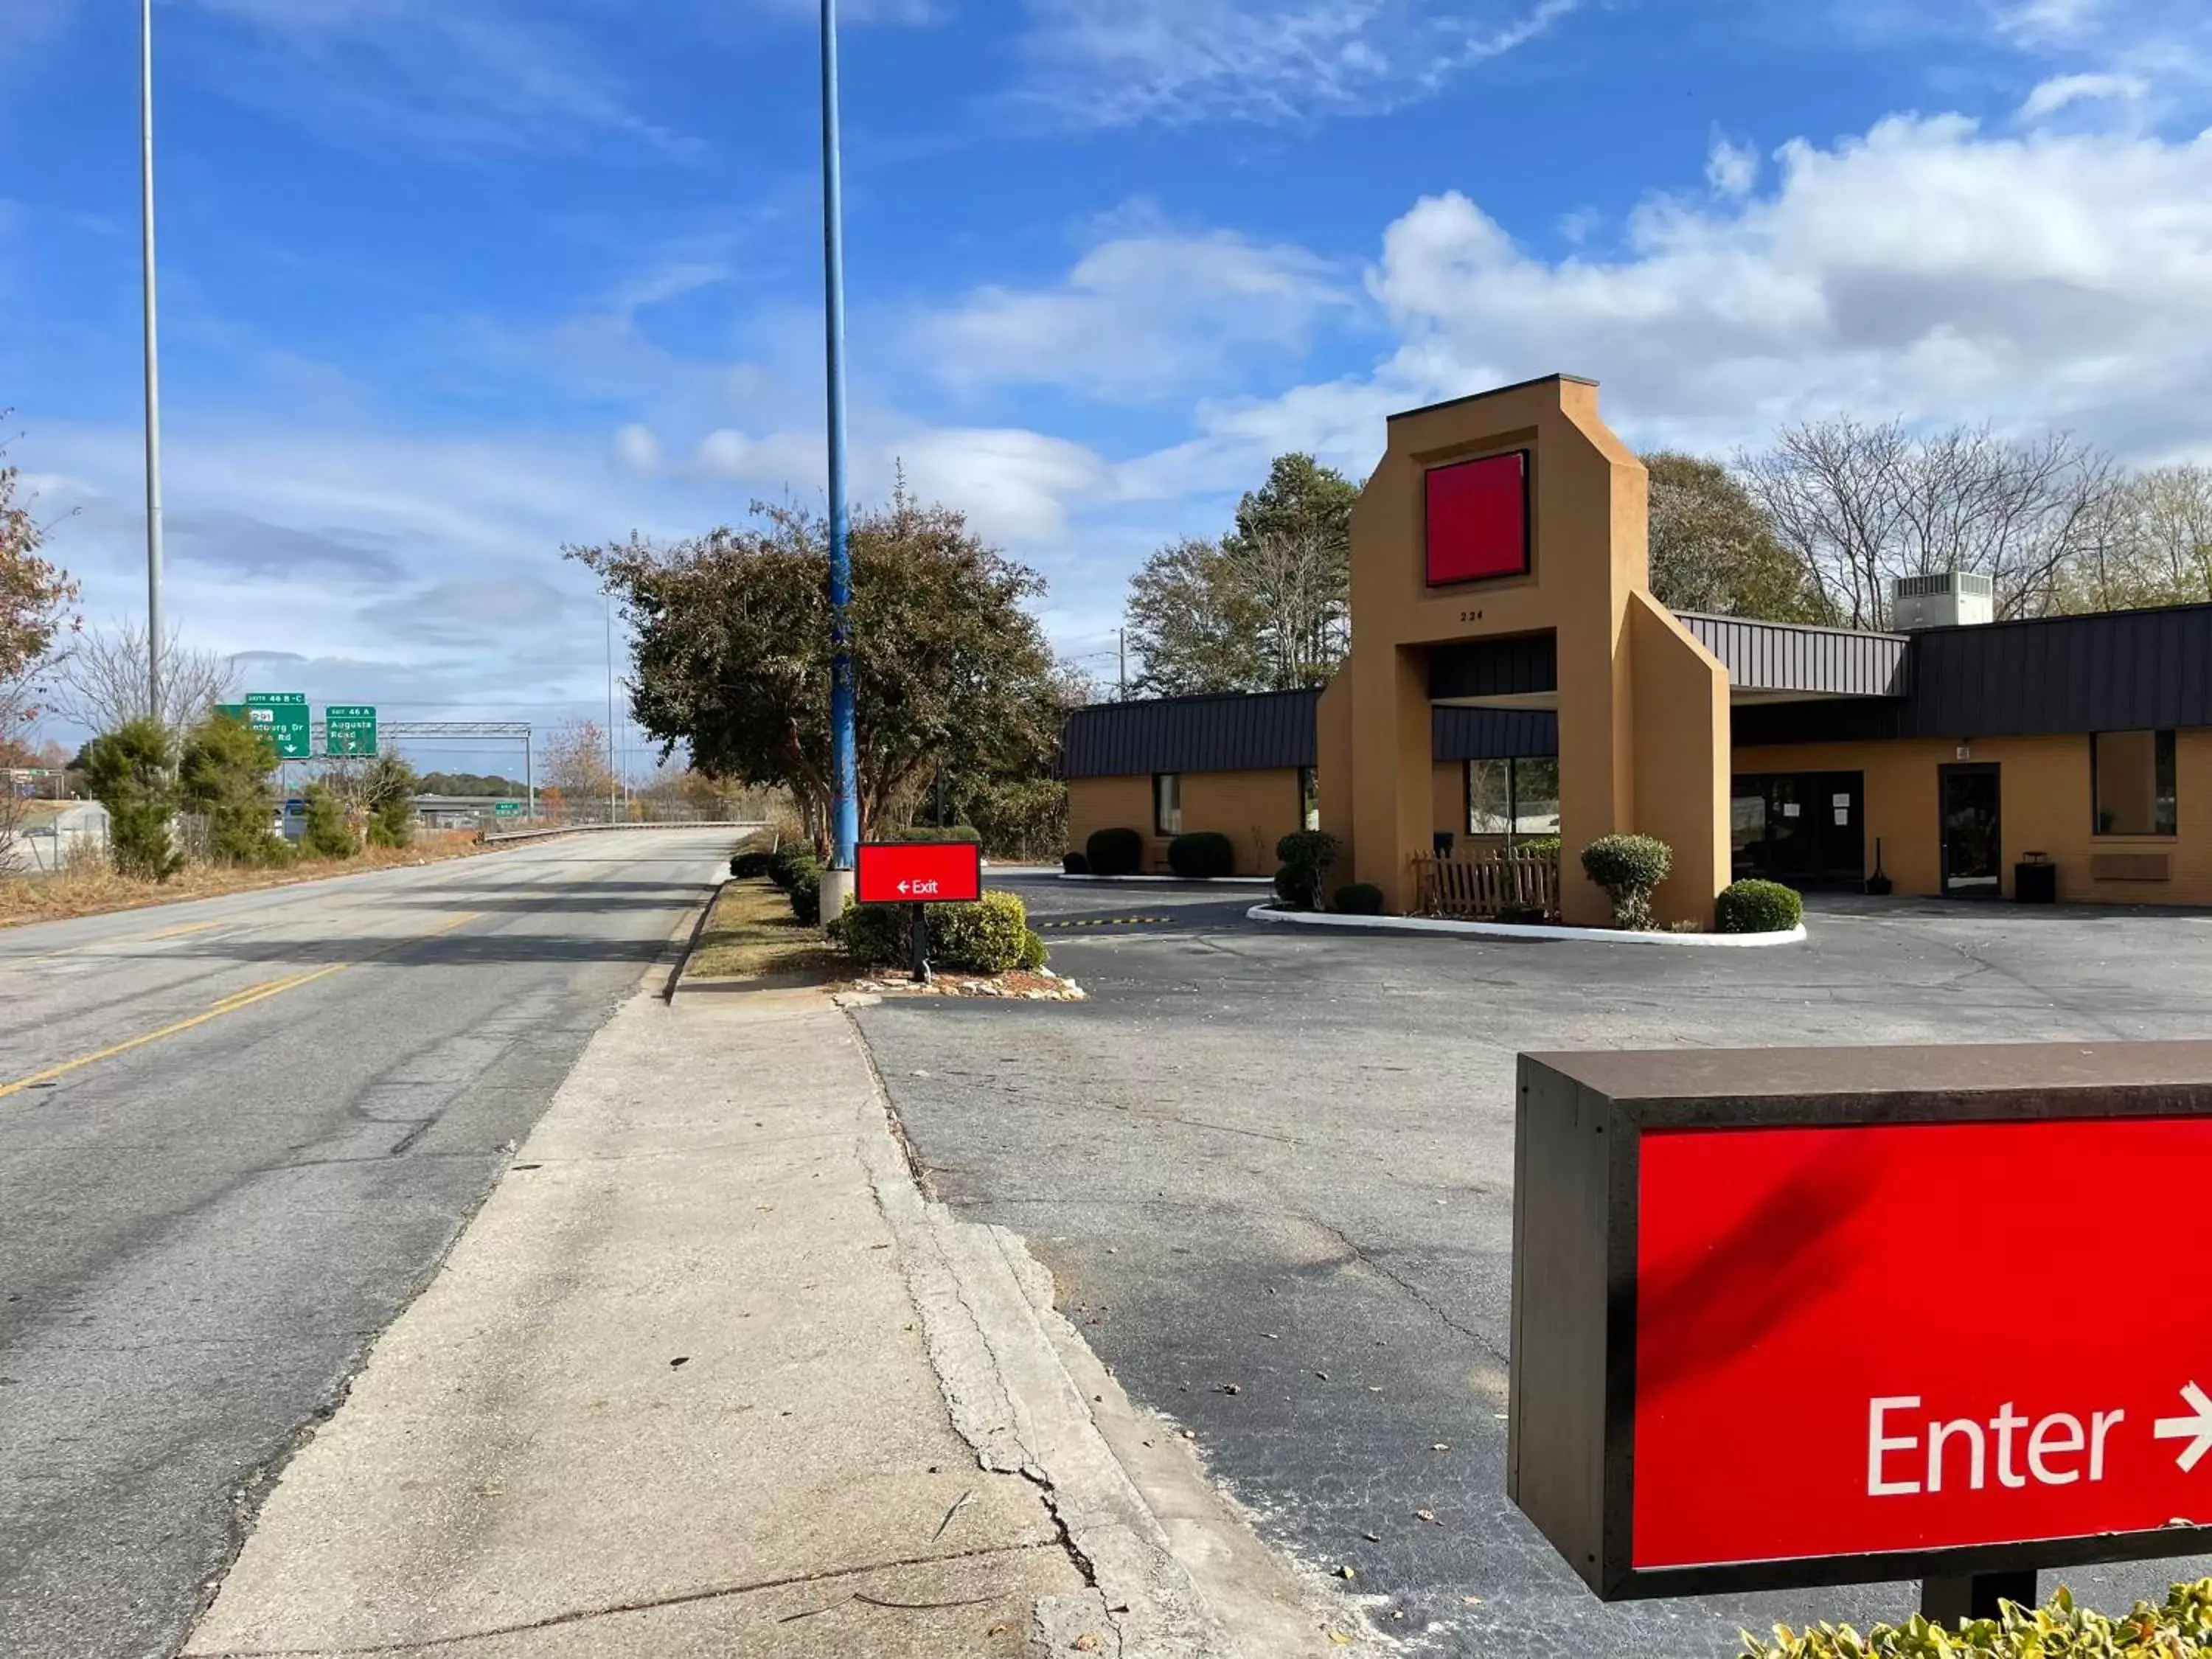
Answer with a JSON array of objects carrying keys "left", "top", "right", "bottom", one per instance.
[
  {"left": 325, "top": 706, "right": 378, "bottom": 758},
  {"left": 243, "top": 692, "right": 311, "bottom": 761}
]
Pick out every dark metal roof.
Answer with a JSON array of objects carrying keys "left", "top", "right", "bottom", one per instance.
[
  {"left": 1906, "top": 604, "right": 2212, "bottom": 737},
  {"left": 1062, "top": 688, "right": 1320, "bottom": 778},
  {"left": 1430, "top": 633, "right": 1557, "bottom": 700},
  {"left": 1433, "top": 706, "right": 1557, "bottom": 761},
  {"left": 1389, "top": 372, "right": 1598, "bottom": 423},
  {"left": 1675, "top": 613, "right": 1910, "bottom": 698}
]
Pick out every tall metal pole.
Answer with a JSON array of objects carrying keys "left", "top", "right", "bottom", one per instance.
[
  {"left": 139, "top": 0, "right": 166, "bottom": 724},
  {"left": 821, "top": 0, "right": 859, "bottom": 869},
  {"left": 605, "top": 595, "right": 618, "bottom": 824},
  {"left": 525, "top": 727, "right": 535, "bottom": 822}
]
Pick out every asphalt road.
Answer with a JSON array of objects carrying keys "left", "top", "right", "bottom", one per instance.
[
  {"left": 0, "top": 830, "right": 734, "bottom": 1659},
  {"left": 858, "top": 877, "right": 2212, "bottom": 1657}
]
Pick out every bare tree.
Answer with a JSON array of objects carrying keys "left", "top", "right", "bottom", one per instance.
[
  {"left": 1741, "top": 419, "right": 2124, "bottom": 628},
  {"left": 51, "top": 618, "right": 237, "bottom": 735},
  {"left": 1217, "top": 523, "right": 1352, "bottom": 689},
  {"left": 2067, "top": 463, "right": 2212, "bottom": 612},
  {"left": 1, "top": 430, "right": 80, "bottom": 872},
  {"left": 543, "top": 717, "right": 617, "bottom": 820}
]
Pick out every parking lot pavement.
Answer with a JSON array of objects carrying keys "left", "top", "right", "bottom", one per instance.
[{"left": 855, "top": 877, "right": 2212, "bottom": 1656}]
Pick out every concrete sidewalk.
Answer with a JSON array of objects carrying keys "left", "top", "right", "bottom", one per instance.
[{"left": 184, "top": 984, "right": 1355, "bottom": 1658}]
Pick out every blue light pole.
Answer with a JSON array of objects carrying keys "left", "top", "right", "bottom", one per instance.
[{"left": 821, "top": 0, "right": 860, "bottom": 872}]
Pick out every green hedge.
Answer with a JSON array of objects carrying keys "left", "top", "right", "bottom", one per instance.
[
  {"left": 1168, "top": 831, "right": 1235, "bottom": 880},
  {"left": 896, "top": 824, "right": 981, "bottom": 844},
  {"left": 768, "top": 844, "right": 818, "bottom": 891},
  {"left": 1515, "top": 835, "right": 1562, "bottom": 862},
  {"left": 787, "top": 859, "right": 825, "bottom": 925},
  {"left": 1579, "top": 833, "right": 1672, "bottom": 931},
  {"left": 933, "top": 891, "right": 1029, "bottom": 973},
  {"left": 1332, "top": 881, "right": 1385, "bottom": 915},
  {"left": 1274, "top": 830, "right": 1340, "bottom": 911},
  {"left": 1716, "top": 877, "right": 1804, "bottom": 934},
  {"left": 831, "top": 891, "right": 1037, "bottom": 976},
  {"left": 1743, "top": 1580, "right": 2212, "bottom": 1658},
  {"left": 730, "top": 849, "right": 774, "bottom": 879},
  {"left": 1086, "top": 827, "right": 1144, "bottom": 877},
  {"left": 1062, "top": 851, "right": 1089, "bottom": 874}
]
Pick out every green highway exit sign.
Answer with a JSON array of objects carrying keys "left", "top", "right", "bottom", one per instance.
[
  {"left": 244, "top": 692, "right": 312, "bottom": 760},
  {"left": 325, "top": 705, "right": 378, "bottom": 758},
  {"left": 494, "top": 801, "right": 523, "bottom": 818}
]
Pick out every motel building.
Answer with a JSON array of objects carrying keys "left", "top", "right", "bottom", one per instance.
[{"left": 1064, "top": 375, "right": 2211, "bottom": 929}]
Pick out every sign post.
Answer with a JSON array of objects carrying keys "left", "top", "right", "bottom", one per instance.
[
  {"left": 325, "top": 703, "right": 378, "bottom": 758},
  {"left": 853, "top": 841, "right": 983, "bottom": 985},
  {"left": 1509, "top": 1041, "right": 2212, "bottom": 1620}
]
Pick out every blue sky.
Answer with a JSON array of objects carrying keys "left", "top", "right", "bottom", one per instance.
[{"left": 4, "top": 0, "right": 2211, "bottom": 767}]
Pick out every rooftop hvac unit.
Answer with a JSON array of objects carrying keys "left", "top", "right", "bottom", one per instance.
[{"left": 1891, "top": 571, "right": 1994, "bottom": 630}]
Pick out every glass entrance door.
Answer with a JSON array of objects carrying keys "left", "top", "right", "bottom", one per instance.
[{"left": 1939, "top": 764, "right": 2002, "bottom": 897}]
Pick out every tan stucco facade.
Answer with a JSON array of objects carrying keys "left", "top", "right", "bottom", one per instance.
[
  {"left": 1065, "top": 768, "right": 1304, "bottom": 874},
  {"left": 1735, "top": 731, "right": 2212, "bottom": 905},
  {"left": 1335, "top": 376, "right": 1731, "bottom": 925}
]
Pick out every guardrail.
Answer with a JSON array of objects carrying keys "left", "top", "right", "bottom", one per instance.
[{"left": 481, "top": 820, "right": 768, "bottom": 846}]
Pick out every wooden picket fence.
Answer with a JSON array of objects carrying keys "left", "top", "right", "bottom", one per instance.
[{"left": 1411, "top": 850, "right": 1560, "bottom": 920}]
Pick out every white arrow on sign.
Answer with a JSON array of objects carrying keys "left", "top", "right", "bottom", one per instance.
[
  {"left": 2155, "top": 1381, "right": 2212, "bottom": 1471},
  {"left": 897, "top": 880, "right": 911, "bottom": 894}
]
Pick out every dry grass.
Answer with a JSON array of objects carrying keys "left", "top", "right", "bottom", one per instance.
[
  {"left": 685, "top": 878, "right": 840, "bottom": 983},
  {"left": 0, "top": 831, "right": 492, "bottom": 930}
]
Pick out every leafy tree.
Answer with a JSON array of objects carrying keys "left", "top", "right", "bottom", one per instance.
[
  {"left": 361, "top": 754, "right": 420, "bottom": 849},
  {"left": 2061, "top": 463, "right": 2212, "bottom": 613},
  {"left": 1, "top": 426, "right": 80, "bottom": 867},
  {"left": 567, "top": 489, "right": 1064, "bottom": 844},
  {"left": 299, "top": 780, "right": 356, "bottom": 860},
  {"left": 179, "top": 710, "right": 288, "bottom": 866},
  {"left": 418, "top": 771, "right": 527, "bottom": 797},
  {"left": 1125, "top": 453, "right": 1357, "bottom": 695},
  {"left": 1644, "top": 452, "right": 1829, "bottom": 622},
  {"left": 82, "top": 717, "right": 183, "bottom": 880}
]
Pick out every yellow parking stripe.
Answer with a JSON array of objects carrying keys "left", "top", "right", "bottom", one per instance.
[
  {"left": 1037, "top": 916, "right": 1174, "bottom": 930},
  {"left": 0, "top": 912, "right": 479, "bottom": 1101}
]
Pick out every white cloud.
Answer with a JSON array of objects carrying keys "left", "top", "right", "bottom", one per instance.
[
  {"left": 2019, "top": 71, "right": 2149, "bottom": 120},
  {"left": 175, "top": 0, "right": 697, "bottom": 158},
  {"left": 1014, "top": 0, "right": 1579, "bottom": 127},
  {"left": 613, "top": 424, "right": 662, "bottom": 474},
  {"left": 1706, "top": 133, "right": 1760, "bottom": 198},
  {"left": 896, "top": 428, "right": 1114, "bottom": 542},
  {"left": 915, "top": 221, "right": 1351, "bottom": 400}
]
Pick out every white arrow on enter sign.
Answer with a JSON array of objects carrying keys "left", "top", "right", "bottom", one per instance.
[{"left": 2155, "top": 1381, "right": 2212, "bottom": 1471}]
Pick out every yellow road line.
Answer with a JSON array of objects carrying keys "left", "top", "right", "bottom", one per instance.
[
  {"left": 147, "top": 920, "right": 223, "bottom": 940},
  {"left": 0, "top": 912, "right": 479, "bottom": 1102}
]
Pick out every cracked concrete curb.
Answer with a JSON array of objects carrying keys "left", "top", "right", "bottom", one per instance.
[{"left": 843, "top": 1010, "right": 1374, "bottom": 1659}]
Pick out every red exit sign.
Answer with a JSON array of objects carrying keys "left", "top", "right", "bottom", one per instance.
[
  {"left": 855, "top": 841, "right": 982, "bottom": 906},
  {"left": 1510, "top": 1043, "right": 2212, "bottom": 1600}
]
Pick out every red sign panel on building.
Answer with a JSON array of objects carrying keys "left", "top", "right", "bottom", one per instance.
[
  {"left": 855, "top": 841, "right": 983, "bottom": 906},
  {"left": 1425, "top": 450, "right": 1529, "bottom": 586},
  {"left": 1508, "top": 1043, "right": 2212, "bottom": 1601}
]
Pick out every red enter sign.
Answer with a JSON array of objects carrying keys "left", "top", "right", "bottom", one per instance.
[
  {"left": 1633, "top": 1115, "right": 2212, "bottom": 1571},
  {"left": 855, "top": 842, "right": 982, "bottom": 906}
]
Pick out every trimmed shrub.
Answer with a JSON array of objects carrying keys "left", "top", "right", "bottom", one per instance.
[
  {"left": 1167, "top": 831, "right": 1235, "bottom": 880},
  {"left": 1273, "top": 829, "right": 1340, "bottom": 911},
  {"left": 1579, "top": 833, "right": 1672, "bottom": 931},
  {"left": 786, "top": 858, "right": 825, "bottom": 925},
  {"left": 933, "top": 891, "right": 1029, "bottom": 974},
  {"left": 1062, "top": 850, "right": 1089, "bottom": 875},
  {"left": 833, "top": 897, "right": 911, "bottom": 968},
  {"left": 1018, "top": 928, "right": 1048, "bottom": 971},
  {"left": 1716, "top": 877, "right": 1804, "bottom": 934},
  {"left": 1743, "top": 1579, "right": 2212, "bottom": 1658},
  {"left": 1496, "top": 901, "right": 1550, "bottom": 925},
  {"left": 1086, "top": 827, "right": 1144, "bottom": 877},
  {"left": 1514, "top": 835, "right": 1562, "bottom": 863},
  {"left": 768, "top": 844, "right": 818, "bottom": 891},
  {"left": 730, "top": 849, "right": 774, "bottom": 880},
  {"left": 1332, "top": 881, "right": 1385, "bottom": 916}
]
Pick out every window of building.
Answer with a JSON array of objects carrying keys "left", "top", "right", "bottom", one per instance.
[
  {"left": 1467, "top": 757, "right": 1562, "bottom": 838},
  {"left": 1153, "top": 772, "right": 1183, "bottom": 836},
  {"left": 2093, "top": 730, "right": 2177, "bottom": 836},
  {"left": 1298, "top": 767, "right": 1320, "bottom": 832}
]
